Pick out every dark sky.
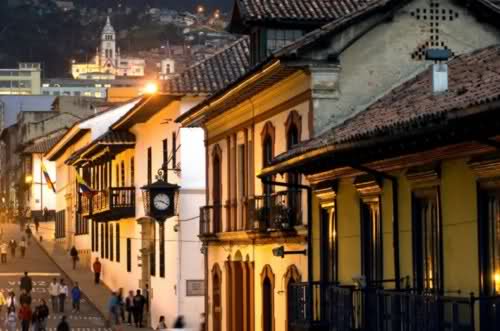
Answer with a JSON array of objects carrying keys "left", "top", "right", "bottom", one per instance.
[{"left": 75, "top": 0, "right": 234, "bottom": 12}]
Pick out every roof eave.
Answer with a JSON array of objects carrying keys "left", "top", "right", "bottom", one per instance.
[{"left": 176, "top": 59, "right": 282, "bottom": 127}]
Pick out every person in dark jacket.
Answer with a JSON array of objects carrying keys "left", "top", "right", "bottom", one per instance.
[
  {"left": 125, "top": 290, "right": 135, "bottom": 325},
  {"left": 56, "top": 315, "right": 70, "bottom": 331},
  {"left": 20, "top": 272, "right": 32, "bottom": 294},
  {"left": 133, "top": 290, "right": 146, "bottom": 328},
  {"left": 69, "top": 246, "right": 78, "bottom": 270},
  {"left": 173, "top": 315, "right": 185, "bottom": 329},
  {"left": 19, "top": 290, "right": 31, "bottom": 306}
]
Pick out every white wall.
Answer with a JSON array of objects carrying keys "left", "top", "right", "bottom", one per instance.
[{"left": 29, "top": 153, "right": 56, "bottom": 212}]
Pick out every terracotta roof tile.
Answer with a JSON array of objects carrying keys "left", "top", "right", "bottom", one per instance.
[
  {"left": 273, "top": 44, "right": 500, "bottom": 163},
  {"left": 163, "top": 37, "right": 250, "bottom": 95},
  {"left": 237, "top": 0, "right": 379, "bottom": 22},
  {"left": 23, "top": 134, "right": 65, "bottom": 154}
]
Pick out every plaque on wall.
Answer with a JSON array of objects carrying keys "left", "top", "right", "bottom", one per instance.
[{"left": 186, "top": 280, "right": 204, "bottom": 296}]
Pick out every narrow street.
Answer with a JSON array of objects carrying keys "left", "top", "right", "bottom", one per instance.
[{"left": 0, "top": 224, "right": 109, "bottom": 331}]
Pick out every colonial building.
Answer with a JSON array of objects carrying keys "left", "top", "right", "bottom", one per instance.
[
  {"left": 261, "top": 43, "right": 500, "bottom": 331},
  {"left": 177, "top": 0, "right": 500, "bottom": 330},
  {"left": 45, "top": 99, "right": 141, "bottom": 250},
  {"left": 71, "top": 17, "right": 146, "bottom": 80}
]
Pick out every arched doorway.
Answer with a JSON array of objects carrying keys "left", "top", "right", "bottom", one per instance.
[
  {"left": 212, "top": 264, "right": 222, "bottom": 331},
  {"left": 284, "top": 265, "right": 302, "bottom": 331},
  {"left": 261, "top": 265, "right": 275, "bottom": 331}
]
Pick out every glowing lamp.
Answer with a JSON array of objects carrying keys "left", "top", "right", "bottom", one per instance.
[{"left": 144, "top": 83, "right": 158, "bottom": 94}]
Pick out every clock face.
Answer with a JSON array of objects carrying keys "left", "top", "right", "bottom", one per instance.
[{"left": 153, "top": 193, "right": 170, "bottom": 211}]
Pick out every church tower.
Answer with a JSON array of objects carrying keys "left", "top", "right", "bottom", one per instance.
[{"left": 100, "top": 16, "right": 116, "bottom": 73}]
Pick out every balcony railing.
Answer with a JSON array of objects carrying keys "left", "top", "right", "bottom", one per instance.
[
  {"left": 288, "top": 283, "right": 480, "bottom": 331},
  {"left": 200, "top": 204, "right": 224, "bottom": 236},
  {"left": 250, "top": 190, "right": 302, "bottom": 232},
  {"left": 81, "top": 187, "right": 135, "bottom": 221},
  {"left": 80, "top": 194, "right": 92, "bottom": 217}
]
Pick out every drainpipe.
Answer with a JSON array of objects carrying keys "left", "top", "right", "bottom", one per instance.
[{"left": 350, "top": 165, "right": 401, "bottom": 289}]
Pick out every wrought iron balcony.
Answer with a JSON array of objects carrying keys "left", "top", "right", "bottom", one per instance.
[
  {"left": 199, "top": 204, "right": 224, "bottom": 237},
  {"left": 288, "top": 283, "right": 480, "bottom": 331},
  {"left": 249, "top": 190, "right": 302, "bottom": 232},
  {"left": 89, "top": 187, "right": 135, "bottom": 221}
]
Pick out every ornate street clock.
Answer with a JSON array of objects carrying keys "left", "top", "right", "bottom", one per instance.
[{"left": 141, "top": 169, "right": 179, "bottom": 221}]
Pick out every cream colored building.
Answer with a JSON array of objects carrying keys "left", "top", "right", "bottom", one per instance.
[
  {"left": 0, "top": 63, "right": 41, "bottom": 95},
  {"left": 71, "top": 17, "right": 145, "bottom": 80}
]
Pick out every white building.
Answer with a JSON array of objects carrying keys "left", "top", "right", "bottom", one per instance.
[
  {"left": 0, "top": 63, "right": 41, "bottom": 95},
  {"left": 71, "top": 17, "right": 145, "bottom": 80}
]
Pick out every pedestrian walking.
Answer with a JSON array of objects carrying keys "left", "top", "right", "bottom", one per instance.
[
  {"left": 20, "top": 272, "right": 33, "bottom": 294},
  {"left": 34, "top": 218, "right": 39, "bottom": 233},
  {"left": 48, "top": 278, "right": 59, "bottom": 313},
  {"left": 19, "top": 290, "right": 31, "bottom": 306},
  {"left": 117, "top": 288, "right": 125, "bottom": 322},
  {"left": 37, "top": 299, "right": 49, "bottom": 331},
  {"left": 18, "top": 303, "right": 32, "bottom": 331},
  {"left": 19, "top": 238, "right": 26, "bottom": 258},
  {"left": 9, "top": 239, "right": 16, "bottom": 257},
  {"left": 71, "top": 283, "right": 81, "bottom": 313},
  {"left": 31, "top": 305, "right": 41, "bottom": 331},
  {"left": 70, "top": 246, "right": 79, "bottom": 270},
  {"left": 108, "top": 292, "right": 120, "bottom": 325},
  {"left": 58, "top": 279, "right": 68, "bottom": 313},
  {"left": 0, "top": 241, "right": 7, "bottom": 264},
  {"left": 156, "top": 316, "right": 167, "bottom": 331},
  {"left": 125, "top": 291, "right": 135, "bottom": 325},
  {"left": 25, "top": 226, "right": 32, "bottom": 244},
  {"left": 0, "top": 290, "right": 6, "bottom": 316},
  {"left": 4, "top": 306, "right": 17, "bottom": 331},
  {"left": 93, "top": 258, "right": 102, "bottom": 284},
  {"left": 6, "top": 291, "right": 16, "bottom": 310},
  {"left": 56, "top": 316, "right": 69, "bottom": 331},
  {"left": 133, "top": 289, "right": 146, "bottom": 328}
]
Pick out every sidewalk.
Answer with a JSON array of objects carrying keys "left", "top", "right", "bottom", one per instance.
[{"left": 34, "top": 235, "right": 152, "bottom": 331}]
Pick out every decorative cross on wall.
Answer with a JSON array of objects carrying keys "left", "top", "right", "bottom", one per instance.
[{"left": 410, "top": 0, "right": 460, "bottom": 61}]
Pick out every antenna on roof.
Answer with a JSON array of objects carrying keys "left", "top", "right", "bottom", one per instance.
[{"left": 425, "top": 48, "right": 451, "bottom": 94}]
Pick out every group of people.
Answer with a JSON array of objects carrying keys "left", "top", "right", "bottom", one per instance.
[
  {"left": 0, "top": 272, "right": 70, "bottom": 331},
  {"left": 108, "top": 288, "right": 147, "bottom": 328},
  {"left": 0, "top": 233, "right": 30, "bottom": 264}
]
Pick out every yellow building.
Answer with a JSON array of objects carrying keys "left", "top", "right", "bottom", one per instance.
[
  {"left": 260, "top": 41, "right": 500, "bottom": 331},
  {"left": 178, "top": 0, "right": 500, "bottom": 330}
]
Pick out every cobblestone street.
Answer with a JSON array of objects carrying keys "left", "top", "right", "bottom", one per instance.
[{"left": 0, "top": 224, "right": 109, "bottom": 331}]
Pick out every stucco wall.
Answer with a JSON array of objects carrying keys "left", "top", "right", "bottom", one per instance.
[{"left": 312, "top": 0, "right": 500, "bottom": 134}]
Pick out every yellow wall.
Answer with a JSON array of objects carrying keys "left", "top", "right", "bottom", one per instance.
[
  {"left": 107, "top": 87, "right": 141, "bottom": 103},
  {"left": 313, "top": 157, "right": 479, "bottom": 295}
]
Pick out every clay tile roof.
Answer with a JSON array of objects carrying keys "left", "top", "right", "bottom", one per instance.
[
  {"left": 273, "top": 44, "right": 500, "bottom": 164},
  {"left": 237, "top": 0, "right": 381, "bottom": 22},
  {"left": 23, "top": 134, "right": 65, "bottom": 154},
  {"left": 163, "top": 37, "right": 250, "bottom": 95},
  {"left": 93, "top": 130, "right": 135, "bottom": 145}
]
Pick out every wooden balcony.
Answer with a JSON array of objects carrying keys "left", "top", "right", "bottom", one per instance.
[{"left": 79, "top": 187, "right": 135, "bottom": 221}]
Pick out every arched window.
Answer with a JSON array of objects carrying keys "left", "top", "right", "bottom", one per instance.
[
  {"left": 211, "top": 264, "right": 222, "bottom": 331},
  {"left": 261, "top": 265, "right": 275, "bottom": 331},
  {"left": 212, "top": 145, "right": 222, "bottom": 233},
  {"left": 261, "top": 122, "right": 275, "bottom": 196},
  {"left": 286, "top": 111, "right": 302, "bottom": 225}
]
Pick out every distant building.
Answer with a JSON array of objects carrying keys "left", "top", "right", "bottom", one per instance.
[
  {"left": 0, "top": 63, "right": 41, "bottom": 95},
  {"left": 71, "top": 17, "right": 146, "bottom": 80},
  {"left": 158, "top": 58, "right": 175, "bottom": 80}
]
